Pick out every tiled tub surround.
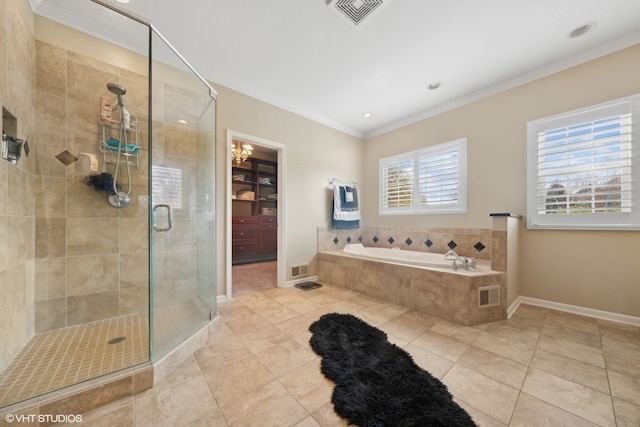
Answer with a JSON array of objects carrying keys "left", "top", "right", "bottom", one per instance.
[
  {"left": 317, "top": 252, "right": 506, "bottom": 326},
  {"left": 317, "top": 219, "right": 515, "bottom": 326}
]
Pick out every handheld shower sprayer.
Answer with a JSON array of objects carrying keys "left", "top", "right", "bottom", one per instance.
[
  {"left": 107, "top": 83, "right": 130, "bottom": 129},
  {"left": 106, "top": 82, "right": 132, "bottom": 208},
  {"left": 107, "top": 83, "right": 126, "bottom": 107}
]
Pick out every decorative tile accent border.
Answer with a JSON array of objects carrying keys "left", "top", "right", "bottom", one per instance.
[{"left": 318, "top": 226, "right": 493, "bottom": 260}]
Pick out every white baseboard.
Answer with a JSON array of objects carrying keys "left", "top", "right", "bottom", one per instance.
[
  {"left": 216, "top": 275, "right": 320, "bottom": 302},
  {"left": 508, "top": 296, "right": 640, "bottom": 326}
]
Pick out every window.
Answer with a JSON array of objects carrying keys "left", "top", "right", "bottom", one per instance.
[
  {"left": 527, "top": 94, "right": 640, "bottom": 230},
  {"left": 379, "top": 138, "right": 467, "bottom": 215}
]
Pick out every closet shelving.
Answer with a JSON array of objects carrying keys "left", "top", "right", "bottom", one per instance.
[
  {"left": 231, "top": 157, "right": 278, "bottom": 264},
  {"left": 231, "top": 158, "right": 277, "bottom": 217}
]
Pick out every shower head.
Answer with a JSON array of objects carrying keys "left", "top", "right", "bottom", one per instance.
[{"left": 107, "top": 83, "right": 127, "bottom": 107}]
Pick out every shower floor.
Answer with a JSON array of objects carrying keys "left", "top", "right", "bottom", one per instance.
[
  {"left": 0, "top": 313, "right": 149, "bottom": 407},
  {"left": 0, "top": 300, "right": 210, "bottom": 408}
]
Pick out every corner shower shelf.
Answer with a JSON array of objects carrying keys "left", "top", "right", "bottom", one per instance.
[{"left": 98, "top": 114, "right": 141, "bottom": 169}]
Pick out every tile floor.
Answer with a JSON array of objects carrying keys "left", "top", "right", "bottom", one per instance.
[
  {"left": 61, "top": 285, "right": 640, "bottom": 426},
  {"left": 232, "top": 261, "right": 277, "bottom": 296}
]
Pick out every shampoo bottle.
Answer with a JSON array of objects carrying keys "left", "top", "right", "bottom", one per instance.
[{"left": 99, "top": 96, "right": 112, "bottom": 124}]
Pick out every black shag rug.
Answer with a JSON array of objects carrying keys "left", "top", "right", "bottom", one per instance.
[{"left": 309, "top": 313, "right": 476, "bottom": 427}]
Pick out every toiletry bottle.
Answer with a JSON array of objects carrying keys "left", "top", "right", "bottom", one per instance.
[
  {"left": 99, "top": 96, "right": 112, "bottom": 124},
  {"left": 122, "top": 106, "right": 131, "bottom": 130}
]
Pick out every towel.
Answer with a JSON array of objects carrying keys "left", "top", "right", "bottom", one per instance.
[
  {"left": 332, "top": 184, "right": 360, "bottom": 229},
  {"left": 106, "top": 138, "right": 140, "bottom": 154},
  {"left": 340, "top": 186, "right": 359, "bottom": 211}
]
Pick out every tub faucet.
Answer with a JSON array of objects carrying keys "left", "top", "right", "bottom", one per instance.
[
  {"left": 445, "top": 249, "right": 462, "bottom": 261},
  {"left": 445, "top": 249, "right": 475, "bottom": 270}
]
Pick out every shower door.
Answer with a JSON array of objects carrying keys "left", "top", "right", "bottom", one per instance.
[{"left": 149, "top": 29, "right": 217, "bottom": 360}]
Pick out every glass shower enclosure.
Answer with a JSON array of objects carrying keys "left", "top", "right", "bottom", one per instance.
[
  {"left": 149, "top": 28, "right": 218, "bottom": 360},
  {"left": 0, "top": 0, "right": 216, "bottom": 408}
]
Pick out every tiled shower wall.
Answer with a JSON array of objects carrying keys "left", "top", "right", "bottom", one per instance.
[
  {"left": 33, "top": 40, "right": 151, "bottom": 332},
  {"left": 0, "top": 0, "right": 37, "bottom": 371}
]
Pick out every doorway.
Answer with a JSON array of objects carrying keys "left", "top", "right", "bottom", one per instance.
[{"left": 226, "top": 131, "right": 286, "bottom": 299}]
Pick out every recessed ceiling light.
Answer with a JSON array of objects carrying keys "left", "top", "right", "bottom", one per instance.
[
  {"left": 568, "top": 22, "right": 596, "bottom": 39},
  {"left": 115, "top": 0, "right": 130, "bottom": 3},
  {"left": 427, "top": 82, "right": 441, "bottom": 90},
  {"left": 361, "top": 112, "right": 373, "bottom": 119},
  {"left": 177, "top": 119, "right": 189, "bottom": 125}
]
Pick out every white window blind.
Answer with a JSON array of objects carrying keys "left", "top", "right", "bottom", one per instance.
[
  {"left": 527, "top": 94, "right": 640, "bottom": 230},
  {"left": 381, "top": 155, "right": 414, "bottom": 210},
  {"left": 152, "top": 165, "right": 183, "bottom": 209},
  {"left": 380, "top": 138, "right": 467, "bottom": 215}
]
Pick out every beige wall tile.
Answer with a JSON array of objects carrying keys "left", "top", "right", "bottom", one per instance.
[
  {"left": 120, "top": 252, "right": 149, "bottom": 288},
  {"left": 120, "top": 69, "right": 149, "bottom": 121},
  {"left": 35, "top": 217, "right": 66, "bottom": 258},
  {"left": 120, "top": 217, "right": 148, "bottom": 253},
  {"left": 67, "top": 290, "right": 119, "bottom": 325},
  {"left": 119, "top": 285, "right": 149, "bottom": 316},
  {"left": 66, "top": 98, "right": 101, "bottom": 159},
  {"left": 35, "top": 297, "right": 66, "bottom": 331},
  {"left": 6, "top": 163, "right": 27, "bottom": 216},
  {"left": 66, "top": 59, "right": 119, "bottom": 106},
  {"left": 34, "top": 174, "right": 66, "bottom": 217},
  {"left": 36, "top": 41, "right": 66, "bottom": 98},
  {"left": 34, "top": 257, "right": 66, "bottom": 300},
  {"left": 67, "top": 217, "right": 119, "bottom": 255},
  {"left": 164, "top": 125, "right": 197, "bottom": 159},
  {"left": 67, "top": 254, "right": 119, "bottom": 296},
  {"left": 34, "top": 92, "right": 67, "bottom": 177},
  {"left": 0, "top": 161, "right": 7, "bottom": 215}
]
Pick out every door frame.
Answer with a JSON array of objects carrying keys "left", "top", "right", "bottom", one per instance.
[{"left": 225, "top": 130, "right": 286, "bottom": 299}]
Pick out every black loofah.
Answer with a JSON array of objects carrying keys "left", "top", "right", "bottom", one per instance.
[
  {"left": 84, "top": 173, "right": 119, "bottom": 194},
  {"left": 309, "top": 313, "right": 476, "bottom": 427}
]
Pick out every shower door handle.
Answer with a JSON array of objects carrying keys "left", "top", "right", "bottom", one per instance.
[{"left": 152, "top": 204, "right": 173, "bottom": 232}]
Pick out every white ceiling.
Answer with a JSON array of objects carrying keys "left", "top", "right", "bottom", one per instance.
[{"left": 34, "top": 0, "right": 640, "bottom": 139}]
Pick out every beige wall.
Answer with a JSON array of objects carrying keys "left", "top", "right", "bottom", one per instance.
[
  {"left": 364, "top": 44, "right": 640, "bottom": 317},
  {"left": 215, "top": 85, "right": 365, "bottom": 290},
  {"left": 0, "top": 0, "right": 36, "bottom": 370}
]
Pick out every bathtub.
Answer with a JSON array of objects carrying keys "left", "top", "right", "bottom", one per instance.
[
  {"left": 342, "top": 243, "right": 475, "bottom": 271},
  {"left": 317, "top": 244, "right": 506, "bottom": 325}
]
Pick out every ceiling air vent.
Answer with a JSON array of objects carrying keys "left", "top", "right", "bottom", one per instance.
[{"left": 327, "top": 0, "right": 389, "bottom": 27}]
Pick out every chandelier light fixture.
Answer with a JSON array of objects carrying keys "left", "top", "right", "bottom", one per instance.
[{"left": 231, "top": 141, "right": 253, "bottom": 165}]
